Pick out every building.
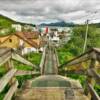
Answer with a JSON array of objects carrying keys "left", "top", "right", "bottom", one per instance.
[
  {"left": 12, "top": 24, "right": 22, "bottom": 32},
  {"left": 0, "top": 31, "right": 45, "bottom": 54}
]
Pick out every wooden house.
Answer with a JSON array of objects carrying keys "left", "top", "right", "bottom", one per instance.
[{"left": 0, "top": 31, "right": 45, "bottom": 54}]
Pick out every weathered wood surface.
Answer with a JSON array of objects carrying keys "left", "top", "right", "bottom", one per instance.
[
  {"left": 53, "top": 49, "right": 58, "bottom": 74},
  {"left": 0, "top": 51, "right": 11, "bottom": 66},
  {"left": 0, "top": 69, "right": 17, "bottom": 93},
  {"left": 60, "top": 53, "right": 91, "bottom": 68},
  {"left": 12, "top": 52, "right": 37, "bottom": 68},
  {"left": 14, "top": 77, "right": 89, "bottom": 100},
  {"left": 59, "top": 48, "right": 100, "bottom": 68},
  {"left": 87, "top": 69, "right": 100, "bottom": 84},
  {"left": 40, "top": 46, "right": 46, "bottom": 74},
  {"left": 87, "top": 83, "right": 100, "bottom": 100},
  {"left": 15, "top": 70, "right": 40, "bottom": 76},
  {"left": 0, "top": 48, "right": 11, "bottom": 56},
  {"left": 93, "top": 48, "right": 100, "bottom": 53},
  {"left": 63, "top": 70, "right": 86, "bottom": 75},
  {"left": 55, "top": 49, "right": 60, "bottom": 67},
  {"left": 4, "top": 80, "right": 18, "bottom": 100}
]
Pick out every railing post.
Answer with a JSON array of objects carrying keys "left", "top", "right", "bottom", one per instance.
[
  {"left": 86, "top": 58, "right": 96, "bottom": 99},
  {"left": 5, "top": 59, "right": 17, "bottom": 86},
  {"left": 4, "top": 59, "right": 12, "bottom": 72}
]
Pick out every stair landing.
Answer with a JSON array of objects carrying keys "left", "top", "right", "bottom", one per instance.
[{"left": 14, "top": 76, "right": 90, "bottom": 100}]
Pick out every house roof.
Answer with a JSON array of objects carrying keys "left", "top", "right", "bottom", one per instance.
[
  {"left": 0, "top": 32, "right": 44, "bottom": 48},
  {"left": 15, "top": 32, "right": 41, "bottom": 48},
  {"left": 23, "top": 31, "right": 39, "bottom": 39}
]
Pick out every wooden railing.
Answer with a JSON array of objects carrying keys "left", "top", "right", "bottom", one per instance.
[
  {"left": 39, "top": 45, "right": 60, "bottom": 75},
  {"left": 39, "top": 45, "right": 47, "bottom": 74},
  {"left": 59, "top": 48, "right": 100, "bottom": 100},
  {"left": 0, "top": 48, "right": 39, "bottom": 100}
]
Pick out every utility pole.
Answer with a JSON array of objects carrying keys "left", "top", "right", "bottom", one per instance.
[{"left": 83, "top": 20, "right": 89, "bottom": 53}]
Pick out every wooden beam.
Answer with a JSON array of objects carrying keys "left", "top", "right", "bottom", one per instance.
[
  {"left": 60, "top": 53, "right": 91, "bottom": 68},
  {"left": 93, "top": 48, "right": 100, "bottom": 53},
  {"left": 40, "top": 46, "right": 46, "bottom": 74},
  {"left": 63, "top": 70, "right": 86, "bottom": 75},
  {"left": 0, "top": 69, "right": 17, "bottom": 93},
  {"left": 11, "top": 52, "right": 37, "bottom": 69},
  {"left": 15, "top": 70, "right": 40, "bottom": 76},
  {"left": 55, "top": 48, "right": 60, "bottom": 67},
  {"left": 0, "top": 48, "right": 11, "bottom": 57},
  {"left": 87, "top": 83, "right": 100, "bottom": 100},
  {"left": 87, "top": 69, "right": 100, "bottom": 84},
  {"left": 0, "top": 51, "right": 11, "bottom": 66},
  {"left": 4, "top": 80, "right": 18, "bottom": 100}
]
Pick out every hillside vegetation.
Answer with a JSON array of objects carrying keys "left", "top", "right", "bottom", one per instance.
[
  {"left": 0, "top": 15, "right": 36, "bottom": 36},
  {"left": 57, "top": 25, "right": 100, "bottom": 95},
  {"left": 0, "top": 15, "right": 15, "bottom": 29}
]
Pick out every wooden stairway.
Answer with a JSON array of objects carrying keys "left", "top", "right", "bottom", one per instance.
[{"left": 14, "top": 76, "right": 90, "bottom": 100}]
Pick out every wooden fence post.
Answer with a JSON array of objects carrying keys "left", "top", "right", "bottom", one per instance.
[{"left": 86, "top": 58, "right": 96, "bottom": 99}]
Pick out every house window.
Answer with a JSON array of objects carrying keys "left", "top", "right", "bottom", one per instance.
[{"left": 9, "top": 39, "right": 12, "bottom": 42}]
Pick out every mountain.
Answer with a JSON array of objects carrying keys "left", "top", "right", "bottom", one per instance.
[
  {"left": 0, "top": 14, "right": 15, "bottom": 28},
  {"left": 0, "top": 14, "right": 35, "bottom": 29},
  {"left": 39, "top": 21, "right": 75, "bottom": 27}
]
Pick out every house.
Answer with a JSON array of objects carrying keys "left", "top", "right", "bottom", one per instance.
[
  {"left": 22, "top": 25, "right": 36, "bottom": 32},
  {"left": 15, "top": 31, "right": 44, "bottom": 54},
  {"left": 12, "top": 24, "right": 22, "bottom": 32},
  {"left": 0, "top": 31, "right": 45, "bottom": 54}
]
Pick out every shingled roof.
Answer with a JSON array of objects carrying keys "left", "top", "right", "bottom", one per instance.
[
  {"left": 15, "top": 32, "right": 41, "bottom": 48},
  {"left": 0, "top": 32, "right": 44, "bottom": 49},
  {"left": 23, "top": 31, "right": 39, "bottom": 39}
]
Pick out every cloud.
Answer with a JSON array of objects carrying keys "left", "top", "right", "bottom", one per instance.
[{"left": 0, "top": 0, "right": 100, "bottom": 24}]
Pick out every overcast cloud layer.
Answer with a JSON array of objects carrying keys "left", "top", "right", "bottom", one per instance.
[{"left": 0, "top": 0, "right": 100, "bottom": 24}]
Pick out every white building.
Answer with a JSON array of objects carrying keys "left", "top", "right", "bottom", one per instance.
[{"left": 12, "top": 24, "right": 22, "bottom": 32}]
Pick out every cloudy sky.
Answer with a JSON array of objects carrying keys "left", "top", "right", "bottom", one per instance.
[{"left": 0, "top": 0, "right": 100, "bottom": 24}]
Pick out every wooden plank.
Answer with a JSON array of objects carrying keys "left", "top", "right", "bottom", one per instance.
[
  {"left": 0, "top": 48, "right": 11, "bottom": 56},
  {"left": 59, "top": 48, "right": 100, "bottom": 68},
  {"left": 87, "top": 83, "right": 100, "bottom": 100},
  {"left": 0, "top": 51, "right": 11, "bottom": 66},
  {"left": 40, "top": 46, "right": 46, "bottom": 74},
  {"left": 60, "top": 53, "right": 91, "bottom": 68},
  {"left": 0, "top": 69, "right": 17, "bottom": 93},
  {"left": 15, "top": 70, "right": 40, "bottom": 76},
  {"left": 93, "top": 48, "right": 100, "bottom": 53},
  {"left": 55, "top": 48, "right": 60, "bottom": 67},
  {"left": 12, "top": 52, "right": 37, "bottom": 68},
  {"left": 53, "top": 48, "right": 58, "bottom": 74},
  {"left": 87, "top": 69, "right": 100, "bottom": 84},
  {"left": 64, "top": 70, "right": 86, "bottom": 75},
  {"left": 4, "top": 80, "right": 18, "bottom": 100}
]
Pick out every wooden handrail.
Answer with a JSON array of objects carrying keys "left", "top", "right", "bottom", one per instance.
[
  {"left": 59, "top": 53, "right": 91, "bottom": 68},
  {"left": 0, "top": 51, "right": 11, "bottom": 66},
  {"left": 61, "top": 70, "right": 86, "bottom": 75},
  {"left": 0, "top": 69, "right": 17, "bottom": 93},
  {"left": 0, "top": 48, "right": 40, "bottom": 100},
  {"left": 15, "top": 70, "right": 40, "bottom": 76},
  {"left": 58, "top": 48, "right": 100, "bottom": 99},
  {"left": 59, "top": 48, "right": 100, "bottom": 68},
  {"left": 12, "top": 52, "right": 37, "bottom": 68},
  {"left": 4, "top": 80, "right": 18, "bottom": 100},
  {"left": 87, "top": 83, "right": 100, "bottom": 100},
  {"left": 87, "top": 69, "right": 100, "bottom": 84},
  {"left": 40, "top": 46, "right": 47, "bottom": 74}
]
